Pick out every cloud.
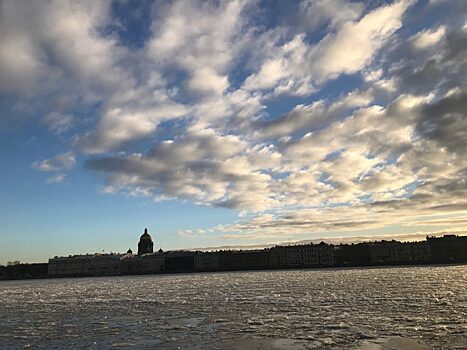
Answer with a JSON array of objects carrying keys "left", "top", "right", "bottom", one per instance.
[
  {"left": 411, "top": 25, "right": 446, "bottom": 49},
  {"left": 41, "top": 112, "right": 74, "bottom": 134},
  {"left": 76, "top": 101, "right": 189, "bottom": 154},
  {"left": 299, "top": 0, "right": 364, "bottom": 31},
  {"left": 74, "top": 0, "right": 254, "bottom": 153},
  {"left": 147, "top": 1, "right": 247, "bottom": 72},
  {"left": 0, "top": 1, "right": 119, "bottom": 95},
  {"left": 380, "top": 23, "right": 466, "bottom": 98},
  {"left": 255, "top": 89, "right": 373, "bottom": 139},
  {"left": 1, "top": 0, "right": 413, "bottom": 153},
  {"left": 84, "top": 83, "right": 467, "bottom": 225},
  {"left": 33, "top": 152, "right": 76, "bottom": 172},
  {"left": 243, "top": 58, "right": 286, "bottom": 91},
  {"left": 188, "top": 67, "right": 229, "bottom": 95},
  {"left": 85, "top": 127, "right": 279, "bottom": 211},
  {"left": 3, "top": 0, "right": 467, "bottom": 242},
  {"left": 243, "top": 1, "right": 411, "bottom": 94},
  {"left": 46, "top": 173, "right": 67, "bottom": 184},
  {"left": 185, "top": 230, "right": 467, "bottom": 251},
  {"left": 416, "top": 89, "right": 467, "bottom": 154},
  {"left": 311, "top": 0, "right": 411, "bottom": 80},
  {"left": 407, "top": 216, "right": 467, "bottom": 227},
  {"left": 146, "top": 0, "right": 251, "bottom": 102}
]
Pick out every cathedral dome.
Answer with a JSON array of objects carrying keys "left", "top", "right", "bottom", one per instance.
[
  {"left": 138, "top": 228, "right": 154, "bottom": 255},
  {"left": 140, "top": 228, "right": 152, "bottom": 241}
]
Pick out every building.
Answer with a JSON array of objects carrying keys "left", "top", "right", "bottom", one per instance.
[
  {"left": 269, "top": 242, "right": 335, "bottom": 268},
  {"left": 137, "top": 228, "right": 154, "bottom": 255},
  {"left": 48, "top": 255, "right": 92, "bottom": 277},
  {"left": 139, "top": 253, "right": 165, "bottom": 273},
  {"left": 427, "top": 234, "right": 467, "bottom": 263},
  {"left": 218, "top": 249, "right": 271, "bottom": 270},
  {"left": 48, "top": 254, "right": 123, "bottom": 277},
  {"left": 194, "top": 252, "right": 220, "bottom": 271},
  {"left": 42, "top": 231, "right": 466, "bottom": 279},
  {"left": 165, "top": 251, "right": 195, "bottom": 271},
  {"left": 48, "top": 228, "right": 160, "bottom": 277},
  {"left": 334, "top": 243, "right": 372, "bottom": 266},
  {"left": 2, "top": 263, "right": 48, "bottom": 280},
  {"left": 368, "top": 240, "right": 431, "bottom": 265},
  {"left": 88, "top": 254, "right": 122, "bottom": 276}
]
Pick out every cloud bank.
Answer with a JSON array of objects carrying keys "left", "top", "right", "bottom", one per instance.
[{"left": 1, "top": 0, "right": 466, "bottom": 241}]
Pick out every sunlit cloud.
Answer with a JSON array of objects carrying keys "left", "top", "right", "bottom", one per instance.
[{"left": 2, "top": 0, "right": 466, "bottom": 246}]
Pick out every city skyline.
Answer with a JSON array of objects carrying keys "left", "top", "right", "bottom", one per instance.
[
  {"left": 3, "top": 232, "right": 464, "bottom": 279},
  {"left": 1, "top": 0, "right": 467, "bottom": 265}
]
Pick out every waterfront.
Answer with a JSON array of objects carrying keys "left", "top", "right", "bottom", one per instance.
[{"left": 0, "top": 266, "right": 466, "bottom": 349}]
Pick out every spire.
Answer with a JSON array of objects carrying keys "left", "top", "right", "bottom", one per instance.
[{"left": 144, "top": 228, "right": 148, "bottom": 234}]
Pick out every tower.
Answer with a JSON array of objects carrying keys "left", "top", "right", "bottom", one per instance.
[{"left": 137, "top": 228, "right": 154, "bottom": 255}]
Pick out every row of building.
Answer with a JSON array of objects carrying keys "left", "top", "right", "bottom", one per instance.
[{"left": 45, "top": 230, "right": 467, "bottom": 278}]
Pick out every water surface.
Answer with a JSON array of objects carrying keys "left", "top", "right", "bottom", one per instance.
[{"left": 1, "top": 266, "right": 466, "bottom": 349}]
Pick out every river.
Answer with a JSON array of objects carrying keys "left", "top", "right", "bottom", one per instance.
[{"left": 0, "top": 265, "right": 466, "bottom": 349}]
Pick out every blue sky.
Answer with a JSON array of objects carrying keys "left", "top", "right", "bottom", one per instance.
[{"left": 1, "top": 0, "right": 466, "bottom": 264}]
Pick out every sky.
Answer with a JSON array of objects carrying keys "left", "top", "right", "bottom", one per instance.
[{"left": 0, "top": 0, "right": 466, "bottom": 264}]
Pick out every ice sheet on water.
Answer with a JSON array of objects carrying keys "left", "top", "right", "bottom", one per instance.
[
  {"left": 358, "top": 337, "right": 429, "bottom": 350},
  {"left": 0, "top": 266, "right": 466, "bottom": 349}
]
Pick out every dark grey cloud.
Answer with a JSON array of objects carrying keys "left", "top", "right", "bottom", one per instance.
[
  {"left": 416, "top": 91, "right": 467, "bottom": 153},
  {"left": 388, "top": 26, "right": 467, "bottom": 95},
  {"left": 84, "top": 128, "right": 276, "bottom": 210},
  {"left": 251, "top": 219, "right": 378, "bottom": 230}
]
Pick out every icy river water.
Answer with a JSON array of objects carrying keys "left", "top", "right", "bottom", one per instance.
[{"left": 0, "top": 266, "right": 466, "bottom": 349}]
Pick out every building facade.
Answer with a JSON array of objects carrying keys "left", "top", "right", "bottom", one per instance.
[{"left": 45, "top": 233, "right": 466, "bottom": 278}]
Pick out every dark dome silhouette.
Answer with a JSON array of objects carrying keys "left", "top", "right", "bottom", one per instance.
[
  {"left": 137, "top": 228, "right": 154, "bottom": 255},
  {"left": 140, "top": 228, "right": 152, "bottom": 241}
]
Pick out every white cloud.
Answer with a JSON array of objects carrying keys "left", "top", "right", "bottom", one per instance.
[
  {"left": 411, "top": 25, "right": 447, "bottom": 49},
  {"left": 33, "top": 152, "right": 76, "bottom": 172},
  {"left": 243, "top": 1, "right": 411, "bottom": 95},
  {"left": 147, "top": 1, "right": 246, "bottom": 72},
  {"left": 363, "top": 69, "right": 384, "bottom": 82},
  {"left": 243, "top": 58, "right": 286, "bottom": 91},
  {"left": 311, "top": 0, "right": 411, "bottom": 79},
  {"left": 1, "top": 0, "right": 412, "bottom": 154},
  {"left": 0, "top": 1, "right": 120, "bottom": 94},
  {"left": 77, "top": 101, "right": 189, "bottom": 154},
  {"left": 242, "top": 34, "right": 313, "bottom": 95},
  {"left": 188, "top": 68, "right": 229, "bottom": 95}
]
